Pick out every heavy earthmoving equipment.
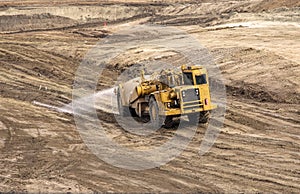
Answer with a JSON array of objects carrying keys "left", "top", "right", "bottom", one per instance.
[{"left": 117, "top": 65, "right": 217, "bottom": 128}]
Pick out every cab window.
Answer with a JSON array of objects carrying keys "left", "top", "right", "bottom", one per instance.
[
  {"left": 195, "top": 74, "right": 207, "bottom": 85},
  {"left": 183, "top": 73, "right": 194, "bottom": 85}
]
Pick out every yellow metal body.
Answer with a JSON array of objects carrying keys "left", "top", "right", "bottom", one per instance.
[{"left": 119, "top": 65, "right": 216, "bottom": 118}]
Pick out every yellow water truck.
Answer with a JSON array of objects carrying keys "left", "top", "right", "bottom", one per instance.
[{"left": 117, "top": 65, "right": 217, "bottom": 128}]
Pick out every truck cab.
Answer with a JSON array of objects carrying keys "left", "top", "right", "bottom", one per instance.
[
  {"left": 179, "top": 65, "right": 216, "bottom": 114},
  {"left": 157, "top": 65, "right": 216, "bottom": 116}
]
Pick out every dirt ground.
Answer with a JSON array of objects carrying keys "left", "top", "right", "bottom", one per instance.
[{"left": 0, "top": 0, "right": 299, "bottom": 192}]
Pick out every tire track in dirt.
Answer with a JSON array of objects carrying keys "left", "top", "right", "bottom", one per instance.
[
  {"left": 0, "top": 41, "right": 76, "bottom": 106},
  {"left": 1, "top": 1, "right": 300, "bottom": 191},
  {"left": 85, "top": 92, "right": 300, "bottom": 192}
]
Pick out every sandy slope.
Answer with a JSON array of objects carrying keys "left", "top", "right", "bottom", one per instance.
[{"left": 0, "top": 0, "right": 299, "bottom": 192}]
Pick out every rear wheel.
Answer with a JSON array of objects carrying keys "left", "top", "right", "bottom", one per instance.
[
  {"left": 149, "top": 97, "right": 164, "bottom": 129},
  {"left": 164, "top": 116, "right": 174, "bottom": 128}
]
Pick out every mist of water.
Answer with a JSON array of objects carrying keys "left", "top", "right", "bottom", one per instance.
[{"left": 33, "top": 87, "right": 119, "bottom": 115}]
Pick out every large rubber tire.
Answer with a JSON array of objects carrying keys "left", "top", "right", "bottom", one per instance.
[
  {"left": 188, "top": 111, "right": 210, "bottom": 124},
  {"left": 164, "top": 116, "right": 174, "bottom": 128},
  {"left": 149, "top": 97, "right": 164, "bottom": 129},
  {"left": 199, "top": 111, "right": 210, "bottom": 124}
]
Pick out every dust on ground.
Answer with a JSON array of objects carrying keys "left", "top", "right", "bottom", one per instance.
[{"left": 0, "top": 0, "right": 299, "bottom": 192}]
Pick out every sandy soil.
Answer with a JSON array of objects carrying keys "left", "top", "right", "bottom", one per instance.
[{"left": 0, "top": 0, "right": 299, "bottom": 192}]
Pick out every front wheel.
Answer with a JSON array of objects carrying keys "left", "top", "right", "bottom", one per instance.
[
  {"left": 199, "top": 111, "right": 210, "bottom": 123},
  {"left": 188, "top": 111, "right": 210, "bottom": 124},
  {"left": 149, "top": 97, "right": 164, "bottom": 129},
  {"left": 164, "top": 116, "right": 174, "bottom": 128}
]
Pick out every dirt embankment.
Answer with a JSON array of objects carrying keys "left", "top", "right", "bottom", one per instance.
[
  {"left": 1, "top": 0, "right": 299, "bottom": 34},
  {"left": 251, "top": 0, "right": 300, "bottom": 11},
  {"left": 0, "top": 0, "right": 299, "bottom": 193},
  {"left": 0, "top": 14, "right": 77, "bottom": 32},
  {"left": 211, "top": 47, "right": 300, "bottom": 104},
  {"left": 0, "top": 5, "right": 154, "bottom": 33}
]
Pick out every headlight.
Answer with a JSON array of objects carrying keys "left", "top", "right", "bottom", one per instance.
[
  {"left": 195, "top": 89, "right": 199, "bottom": 96},
  {"left": 165, "top": 102, "right": 171, "bottom": 108},
  {"left": 182, "top": 91, "right": 186, "bottom": 97}
]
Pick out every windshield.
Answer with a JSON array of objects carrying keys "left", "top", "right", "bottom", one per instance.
[
  {"left": 183, "top": 73, "right": 194, "bottom": 85},
  {"left": 195, "top": 74, "right": 207, "bottom": 85}
]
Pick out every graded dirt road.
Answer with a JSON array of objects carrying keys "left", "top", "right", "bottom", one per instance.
[{"left": 0, "top": 0, "right": 299, "bottom": 192}]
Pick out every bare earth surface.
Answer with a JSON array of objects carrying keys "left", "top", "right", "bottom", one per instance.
[{"left": 0, "top": 0, "right": 299, "bottom": 192}]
